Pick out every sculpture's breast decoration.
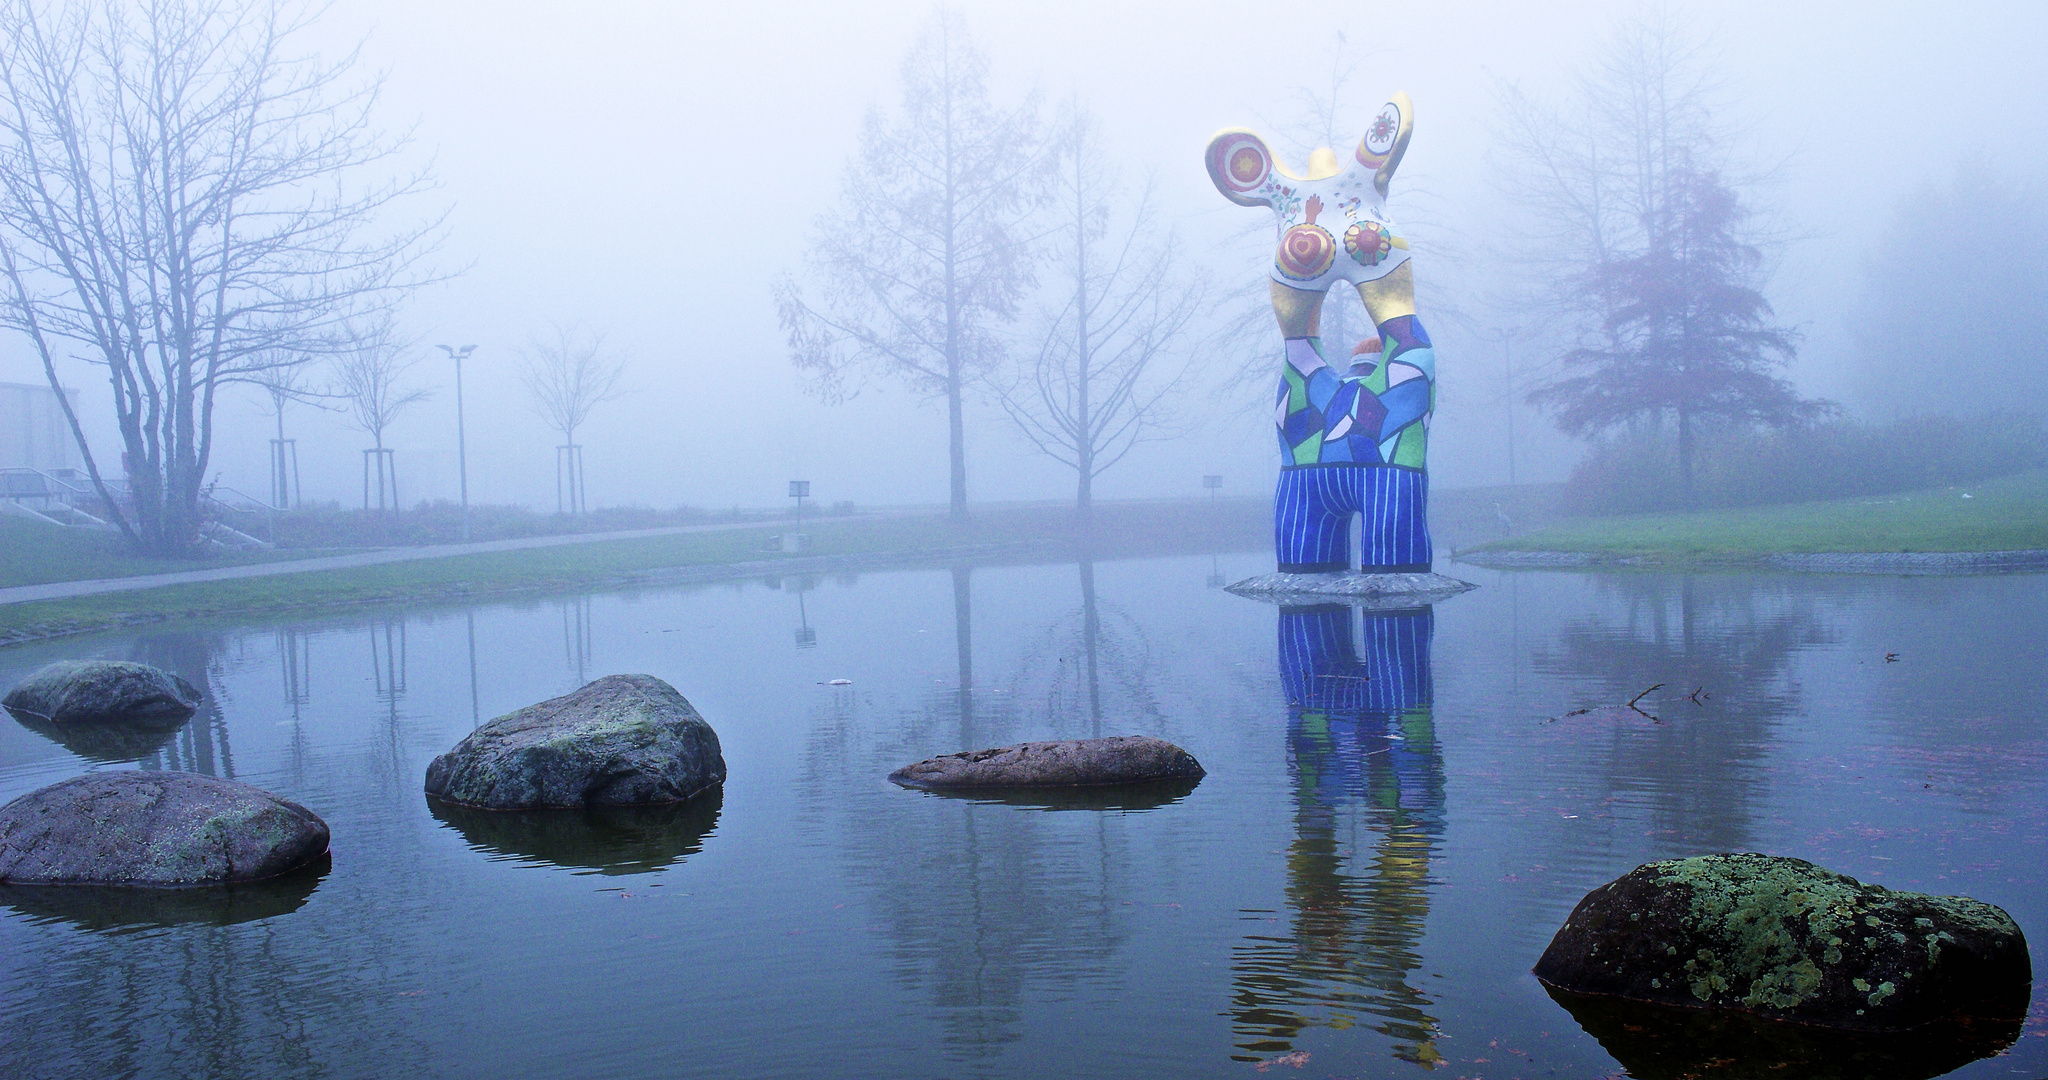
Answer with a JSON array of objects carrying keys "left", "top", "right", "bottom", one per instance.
[{"left": 1278, "top": 197, "right": 1337, "bottom": 281}]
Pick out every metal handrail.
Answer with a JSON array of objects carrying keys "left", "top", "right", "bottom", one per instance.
[{"left": 0, "top": 466, "right": 90, "bottom": 498}]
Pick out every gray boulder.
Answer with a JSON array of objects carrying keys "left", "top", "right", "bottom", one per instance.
[
  {"left": 424, "top": 674, "right": 725, "bottom": 809},
  {"left": 0, "top": 771, "right": 329, "bottom": 886},
  {"left": 890, "top": 736, "right": 1205, "bottom": 790},
  {"left": 1534, "top": 853, "right": 2032, "bottom": 1031},
  {"left": 3, "top": 660, "right": 201, "bottom": 725}
]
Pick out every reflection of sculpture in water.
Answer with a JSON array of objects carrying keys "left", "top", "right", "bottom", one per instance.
[{"left": 1232, "top": 604, "right": 1446, "bottom": 1065}]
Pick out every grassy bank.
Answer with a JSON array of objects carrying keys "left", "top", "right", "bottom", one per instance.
[
  {"left": 0, "top": 499, "right": 1268, "bottom": 645},
  {"left": 1469, "top": 469, "right": 2048, "bottom": 562},
  {"left": 0, "top": 514, "right": 332, "bottom": 589}
]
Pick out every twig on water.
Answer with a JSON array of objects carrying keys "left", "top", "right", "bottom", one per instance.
[{"left": 1627, "top": 683, "right": 1664, "bottom": 723}]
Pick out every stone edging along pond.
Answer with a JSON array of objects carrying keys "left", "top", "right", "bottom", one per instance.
[{"left": 1454, "top": 549, "right": 2048, "bottom": 575}]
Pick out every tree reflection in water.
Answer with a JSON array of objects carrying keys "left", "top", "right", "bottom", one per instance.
[
  {"left": 1004, "top": 559, "right": 1166, "bottom": 741},
  {"left": 1231, "top": 604, "right": 1446, "bottom": 1066},
  {"left": 1532, "top": 575, "right": 1834, "bottom": 853},
  {"left": 795, "top": 559, "right": 1176, "bottom": 1063}
]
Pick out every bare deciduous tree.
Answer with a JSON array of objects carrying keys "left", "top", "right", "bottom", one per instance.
[
  {"left": 0, "top": 0, "right": 440, "bottom": 553},
  {"left": 774, "top": 7, "right": 1047, "bottom": 522},
  {"left": 998, "top": 107, "right": 1201, "bottom": 527},
  {"left": 332, "top": 318, "right": 429, "bottom": 511},
  {"left": 517, "top": 322, "right": 627, "bottom": 514}
]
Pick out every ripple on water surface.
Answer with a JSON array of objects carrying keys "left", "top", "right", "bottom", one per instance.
[{"left": 0, "top": 559, "right": 2041, "bottom": 1079}]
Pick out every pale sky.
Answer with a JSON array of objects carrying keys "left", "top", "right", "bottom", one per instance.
[{"left": 4, "top": 0, "right": 2043, "bottom": 512}]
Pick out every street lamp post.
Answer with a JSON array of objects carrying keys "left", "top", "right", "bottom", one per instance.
[
  {"left": 438, "top": 344, "right": 477, "bottom": 540},
  {"left": 1492, "top": 329, "right": 1518, "bottom": 489}
]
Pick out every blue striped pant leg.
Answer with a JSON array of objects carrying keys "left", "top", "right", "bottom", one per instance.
[
  {"left": 1274, "top": 467, "right": 1354, "bottom": 573},
  {"left": 1360, "top": 467, "right": 1433, "bottom": 572}
]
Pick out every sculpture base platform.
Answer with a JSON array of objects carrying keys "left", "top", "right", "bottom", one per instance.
[{"left": 1225, "top": 571, "right": 1477, "bottom": 607}]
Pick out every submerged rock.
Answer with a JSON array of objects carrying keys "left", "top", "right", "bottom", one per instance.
[
  {"left": 430, "top": 788, "right": 722, "bottom": 875},
  {"left": 9, "top": 713, "right": 184, "bottom": 764},
  {"left": 910, "top": 776, "right": 1202, "bottom": 812},
  {"left": 0, "top": 861, "right": 329, "bottom": 932},
  {"left": 0, "top": 771, "right": 330, "bottom": 886},
  {"left": 424, "top": 674, "right": 726, "bottom": 809},
  {"left": 1534, "top": 853, "right": 2032, "bottom": 1031},
  {"left": 889, "top": 736, "right": 1205, "bottom": 790},
  {"left": 3, "top": 660, "right": 201, "bottom": 725},
  {"left": 1544, "top": 982, "right": 2025, "bottom": 1080}
]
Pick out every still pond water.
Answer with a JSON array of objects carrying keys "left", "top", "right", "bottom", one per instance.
[{"left": 0, "top": 553, "right": 2043, "bottom": 1080}]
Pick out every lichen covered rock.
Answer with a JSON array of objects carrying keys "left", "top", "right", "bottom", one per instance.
[
  {"left": 889, "top": 736, "right": 1205, "bottom": 790},
  {"left": 3, "top": 660, "right": 201, "bottom": 725},
  {"left": 1534, "top": 853, "right": 2031, "bottom": 1031},
  {"left": 424, "top": 674, "right": 725, "bottom": 809},
  {"left": 0, "top": 771, "right": 329, "bottom": 886}
]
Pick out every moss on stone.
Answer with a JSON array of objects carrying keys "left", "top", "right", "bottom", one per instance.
[{"left": 1536, "top": 852, "right": 2032, "bottom": 1031}]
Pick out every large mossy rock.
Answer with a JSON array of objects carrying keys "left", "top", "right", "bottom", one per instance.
[
  {"left": 3, "top": 660, "right": 201, "bottom": 725},
  {"left": 424, "top": 674, "right": 725, "bottom": 809},
  {"left": 1534, "top": 853, "right": 2031, "bottom": 1031},
  {"left": 0, "top": 771, "right": 330, "bottom": 886},
  {"left": 889, "top": 736, "right": 1205, "bottom": 790}
]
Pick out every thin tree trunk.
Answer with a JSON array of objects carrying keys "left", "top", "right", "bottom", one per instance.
[
  {"left": 1677, "top": 406, "right": 1695, "bottom": 508},
  {"left": 947, "top": 366, "right": 967, "bottom": 522},
  {"left": 952, "top": 564, "right": 974, "bottom": 744},
  {"left": 1073, "top": 169, "right": 1093, "bottom": 532},
  {"left": 1079, "top": 558, "right": 1101, "bottom": 739}
]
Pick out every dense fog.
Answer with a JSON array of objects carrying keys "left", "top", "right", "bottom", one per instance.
[{"left": 3, "top": 0, "right": 2043, "bottom": 515}]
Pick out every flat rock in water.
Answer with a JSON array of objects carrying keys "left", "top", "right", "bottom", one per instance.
[
  {"left": 0, "top": 772, "right": 329, "bottom": 886},
  {"left": 1534, "top": 853, "right": 2032, "bottom": 1031},
  {"left": 890, "top": 736, "right": 1205, "bottom": 790},
  {"left": 424, "top": 674, "right": 726, "bottom": 809},
  {"left": 3, "top": 660, "right": 201, "bottom": 725}
]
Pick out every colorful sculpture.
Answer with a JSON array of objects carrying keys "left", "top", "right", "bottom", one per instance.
[{"left": 1208, "top": 95, "right": 1437, "bottom": 574}]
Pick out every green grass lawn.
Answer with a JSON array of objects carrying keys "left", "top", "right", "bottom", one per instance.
[
  {"left": 0, "top": 499, "right": 1268, "bottom": 644},
  {"left": 0, "top": 515, "right": 330, "bottom": 589},
  {"left": 1474, "top": 469, "right": 2048, "bottom": 559}
]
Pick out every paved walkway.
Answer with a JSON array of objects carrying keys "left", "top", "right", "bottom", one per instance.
[{"left": 0, "top": 516, "right": 906, "bottom": 606}]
